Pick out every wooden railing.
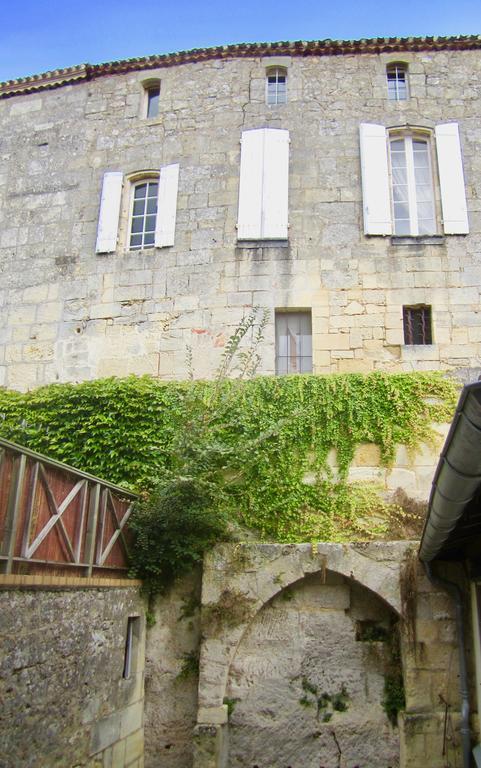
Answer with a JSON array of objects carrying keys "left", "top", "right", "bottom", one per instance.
[{"left": 0, "top": 437, "right": 138, "bottom": 577}]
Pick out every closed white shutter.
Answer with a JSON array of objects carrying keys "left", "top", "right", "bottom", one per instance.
[
  {"left": 237, "top": 129, "right": 264, "bottom": 239},
  {"left": 359, "top": 123, "right": 392, "bottom": 236},
  {"left": 435, "top": 123, "right": 469, "bottom": 234},
  {"left": 95, "top": 172, "right": 123, "bottom": 253},
  {"left": 155, "top": 163, "right": 180, "bottom": 248},
  {"left": 262, "top": 128, "right": 289, "bottom": 239}
]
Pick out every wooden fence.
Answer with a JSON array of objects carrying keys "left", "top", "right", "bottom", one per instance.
[{"left": 0, "top": 437, "right": 138, "bottom": 577}]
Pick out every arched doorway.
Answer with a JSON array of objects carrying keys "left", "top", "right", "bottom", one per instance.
[{"left": 225, "top": 570, "right": 400, "bottom": 768}]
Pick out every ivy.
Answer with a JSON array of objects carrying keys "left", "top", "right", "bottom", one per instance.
[{"left": 0, "top": 370, "right": 457, "bottom": 558}]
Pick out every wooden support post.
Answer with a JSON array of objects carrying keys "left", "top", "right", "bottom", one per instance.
[
  {"left": 84, "top": 483, "right": 101, "bottom": 577},
  {"left": 1, "top": 453, "right": 27, "bottom": 574}
]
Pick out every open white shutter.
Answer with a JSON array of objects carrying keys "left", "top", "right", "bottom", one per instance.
[
  {"left": 435, "top": 123, "right": 469, "bottom": 234},
  {"left": 155, "top": 163, "right": 180, "bottom": 248},
  {"left": 237, "top": 129, "right": 264, "bottom": 239},
  {"left": 95, "top": 172, "right": 123, "bottom": 253},
  {"left": 359, "top": 124, "right": 392, "bottom": 236},
  {"left": 262, "top": 129, "right": 289, "bottom": 239}
]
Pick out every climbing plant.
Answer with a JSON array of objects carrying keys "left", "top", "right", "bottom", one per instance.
[{"left": 0, "top": 329, "right": 457, "bottom": 594}]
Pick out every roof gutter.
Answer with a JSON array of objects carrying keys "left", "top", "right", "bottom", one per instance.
[{"left": 419, "top": 381, "right": 481, "bottom": 563}]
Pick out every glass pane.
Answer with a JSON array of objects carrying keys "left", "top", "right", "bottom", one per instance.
[
  {"left": 395, "top": 218, "right": 411, "bottom": 236},
  {"left": 144, "top": 232, "right": 155, "bottom": 246},
  {"left": 145, "top": 215, "right": 156, "bottom": 232},
  {"left": 393, "top": 185, "right": 408, "bottom": 202},
  {"left": 131, "top": 217, "right": 143, "bottom": 234},
  {"left": 147, "top": 88, "right": 160, "bottom": 119},
  {"left": 276, "top": 357, "right": 288, "bottom": 375},
  {"left": 133, "top": 199, "right": 145, "bottom": 216},
  {"left": 300, "top": 356, "right": 313, "bottom": 373},
  {"left": 146, "top": 197, "right": 158, "bottom": 215},
  {"left": 394, "top": 201, "right": 409, "bottom": 218},
  {"left": 134, "top": 184, "right": 147, "bottom": 199},
  {"left": 147, "top": 182, "right": 158, "bottom": 197},
  {"left": 130, "top": 234, "right": 142, "bottom": 248}
]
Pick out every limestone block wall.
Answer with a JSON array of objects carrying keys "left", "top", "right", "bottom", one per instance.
[
  {"left": 1, "top": 46, "right": 481, "bottom": 389},
  {"left": 0, "top": 581, "right": 145, "bottom": 768},
  {"left": 144, "top": 571, "right": 201, "bottom": 768},
  {"left": 189, "top": 542, "right": 476, "bottom": 768}
]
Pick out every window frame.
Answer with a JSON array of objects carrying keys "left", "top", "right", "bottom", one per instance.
[
  {"left": 386, "top": 62, "right": 409, "bottom": 101},
  {"left": 141, "top": 78, "right": 161, "bottom": 119},
  {"left": 125, "top": 171, "right": 160, "bottom": 251},
  {"left": 275, "top": 310, "right": 312, "bottom": 375},
  {"left": 266, "top": 67, "right": 287, "bottom": 106},
  {"left": 402, "top": 305, "right": 433, "bottom": 346},
  {"left": 388, "top": 129, "right": 437, "bottom": 237}
]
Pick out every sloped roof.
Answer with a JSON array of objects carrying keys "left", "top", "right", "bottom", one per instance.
[{"left": 1, "top": 35, "right": 481, "bottom": 99}]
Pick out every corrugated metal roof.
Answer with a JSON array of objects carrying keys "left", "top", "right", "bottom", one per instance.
[{"left": 1, "top": 35, "right": 481, "bottom": 99}]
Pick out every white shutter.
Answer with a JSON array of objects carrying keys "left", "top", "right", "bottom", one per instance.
[
  {"left": 359, "top": 123, "right": 392, "bottom": 236},
  {"left": 262, "top": 129, "right": 289, "bottom": 239},
  {"left": 95, "top": 172, "right": 123, "bottom": 253},
  {"left": 435, "top": 123, "right": 469, "bottom": 235},
  {"left": 237, "top": 129, "right": 264, "bottom": 239},
  {"left": 155, "top": 163, "right": 180, "bottom": 248}
]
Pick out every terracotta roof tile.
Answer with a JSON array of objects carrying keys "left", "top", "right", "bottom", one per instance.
[{"left": 1, "top": 35, "right": 480, "bottom": 98}]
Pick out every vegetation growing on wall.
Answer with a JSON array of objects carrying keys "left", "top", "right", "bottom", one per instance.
[{"left": 0, "top": 313, "right": 457, "bottom": 594}]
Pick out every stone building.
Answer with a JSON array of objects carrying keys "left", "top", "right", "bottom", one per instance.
[{"left": 1, "top": 35, "right": 481, "bottom": 390}]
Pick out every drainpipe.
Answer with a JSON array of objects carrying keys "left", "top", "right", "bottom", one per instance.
[{"left": 423, "top": 561, "right": 471, "bottom": 768}]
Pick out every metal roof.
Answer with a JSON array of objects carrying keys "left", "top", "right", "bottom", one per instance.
[
  {"left": 419, "top": 381, "right": 481, "bottom": 562},
  {"left": 1, "top": 35, "right": 481, "bottom": 99}
]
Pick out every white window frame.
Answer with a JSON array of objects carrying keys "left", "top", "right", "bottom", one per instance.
[
  {"left": 386, "top": 63, "right": 409, "bottom": 101},
  {"left": 389, "top": 132, "right": 436, "bottom": 236},
  {"left": 359, "top": 122, "right": 469, "bottom": 237},
  {"left": 128, "top": 177, "right": 159, "bottom": 250},
  {"left": 266, "top": 67, "right": 287, "bottom": 105}
]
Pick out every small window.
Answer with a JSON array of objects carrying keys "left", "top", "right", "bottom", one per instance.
[
  {"left": 142, "top": 80, "right": 160, "bottom": 118},
  {"left": 390, "top": 134, "right": 436, "bottom": 236},
  {"left": 275, "top": 311, "right": 312, "bottom": 374},
  {"left": 387, "top": 63, "right": 409, "bottom": 101},
  {"left": 129, "top": 179, "right": 158, "bottom": 250},
  {"left": 266, "top": 67, "right": 287, "bottom": 105},
  {"left": 403, "top": 306, "right": 432, "bottom": 345},
  {"left": 123, "top": 616, "right": 140, "bottom": 679}
]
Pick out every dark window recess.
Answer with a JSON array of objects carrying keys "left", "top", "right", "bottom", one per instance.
[
  {"left": 403, "top": 306, "right": 432, "bottom": 345},
  {"left": 123, "top": 616, "right": 140, "bottom": 679},
  {"left": 146, "top": 85, "right": 160, "bottom": 118}
]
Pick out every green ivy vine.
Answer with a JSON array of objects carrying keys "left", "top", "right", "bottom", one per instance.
[{"left": 0, "top": 371, "right": 457, "bottom": 555}]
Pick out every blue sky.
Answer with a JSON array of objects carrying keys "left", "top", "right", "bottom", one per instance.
[{"left": 1, "top": 0, "right": 481, "bottom": 83}]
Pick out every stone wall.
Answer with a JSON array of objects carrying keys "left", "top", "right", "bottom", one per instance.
[
  {"left": 1, "top": 47, "right": 481, "bottom": 389},
  {"left": 144, "top": 572, "right": 201, "bottom": 768},
  {"left": 190, "top": 542, "right": 476, "bottom": 768},
  {"left": 0, "top": 582, "right": 145, "bottom": 768}
]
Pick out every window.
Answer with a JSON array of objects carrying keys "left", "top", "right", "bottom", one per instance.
[
  {"left": 387, "top": 63, "right": 408, "bottom": 101},
  {"left": 237, "top": 128, "right": 289, "bottom": 240},
  {"left": 129, "top": 180, "right": 158, "bottom": 249},
  {"left": 275, "top": 311, "right": 312, "bottom": 374},
  {"left": 390, "top": 134, "right": 435, "bottom": 236},
  {"left": 359, "top": 122, "right": 469, "bottom": 237},
  {"left": 95, "top": 164, "right": 180, "bottom": 253},
  {"left": 403, "top": 306, "right": 432, "bottom": 345},
  {"left": 123, "top": 616, "right": 140, "bottom": 679},
  {"left": 266, "top": 67, "right": 287, "bottom": 105},
  {"left": 142, "top": 79, "right": 161, "bottom": 118}
]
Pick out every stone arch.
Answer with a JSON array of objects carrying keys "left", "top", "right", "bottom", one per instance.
[
  {"left": 194, "top": 541, "right": 412, "bottom": 768},
  {"left": 224, "top": 568, "right": 401, "bottom": 767},
  {"left": 197, "top": 543, "right": 409, "bottom": 714}
]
